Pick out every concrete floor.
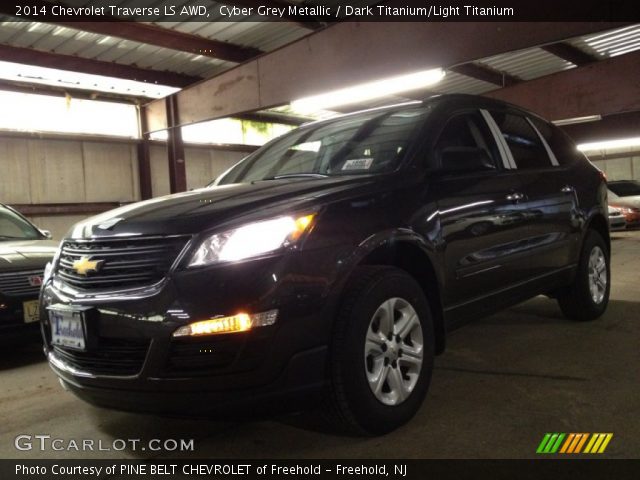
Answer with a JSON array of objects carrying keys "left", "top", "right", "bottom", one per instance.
[{"left": 2, "top": 231, "right": 638, "bottom": 460}]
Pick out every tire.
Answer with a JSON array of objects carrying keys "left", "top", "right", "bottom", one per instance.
[
  {"left": 557, "top": 230, "right": 610, "bottom": 321},
  {"left": 323, "top": 266, "right": 434, "bottom": 435}
]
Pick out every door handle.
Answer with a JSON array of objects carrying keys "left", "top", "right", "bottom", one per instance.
[
  {"left": 561, "top": 185, "right": 575, "bottom": 194},
  {"left": 506, "top": 192, "right": 524, "bottom": 202}
]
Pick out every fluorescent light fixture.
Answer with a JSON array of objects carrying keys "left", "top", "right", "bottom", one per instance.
[
  {"left": 553, "top": 115, "right": 601, "bottom": 126},
  {"left": 577, "top": 137, "right": 640, "bottom": 152},
  {"left": 291, "top": 68, "right": 445, "bottom": 112}
]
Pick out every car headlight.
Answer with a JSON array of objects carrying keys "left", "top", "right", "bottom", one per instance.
[{"left": 188, "top": 214, "right": 315, "bottom": 267}]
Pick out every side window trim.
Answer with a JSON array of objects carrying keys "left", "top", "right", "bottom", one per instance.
[
  {"left": 479, "top": 109, "right": 516, "bottom": 170},
  {"left": 432, "top": 109, "right": 501, "bottom": 172},
  {"left": 526, "top": 117, "right": 560, "bottom": 166}
]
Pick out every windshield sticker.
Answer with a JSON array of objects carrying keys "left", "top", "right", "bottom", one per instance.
[{"left": 342, "top": 158, "right": 374, "bottom": 170}]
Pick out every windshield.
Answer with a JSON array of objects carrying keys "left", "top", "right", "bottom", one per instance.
[
  {"left": 0, "top": 206, "right": 42, "bottom": 240},
  {"left": 608, "top": 181, "right": 640, "bottom": 197},
  {"left": 217, "top": 106, "right": 431, "bottom": 185}
]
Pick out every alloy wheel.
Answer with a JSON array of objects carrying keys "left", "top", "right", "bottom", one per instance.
[
  {"left": 588, "top": 246, "right": 607, "bottom": 304},
  {"left": 364, "top": 297, "right": 423, "bottom": 406}
]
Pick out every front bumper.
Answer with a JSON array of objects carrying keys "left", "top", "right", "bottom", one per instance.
[
  {"left": 56, "top": 345, "right": 327, "bottom": 415},
  {"left": 41, "top": 250, "right": 341, "bottom": 414}
]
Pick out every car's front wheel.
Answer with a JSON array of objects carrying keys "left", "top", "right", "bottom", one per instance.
[
  {"left": 324, "top": 266, "right": 434, "bottom": 435},
  {"left": 557, "top": 230, "right": 610, "bottom": 321}
]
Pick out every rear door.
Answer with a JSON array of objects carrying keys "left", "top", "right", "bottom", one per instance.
[
  {"left": 431, "top": 110, "right": 532, "bottom": 309},
  {"left": 488, "top": 111, "right": 579, "bottom": 277}
]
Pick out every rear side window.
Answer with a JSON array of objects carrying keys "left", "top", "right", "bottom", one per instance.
[
  {"left": 434, "top": 112, "right": 500, "bottom": 169},
  {"left": 529, "top": 117, "right": 579, "bottom": 166},
  {"left": 490, "top": 112, "right": 552, "bottom": 170}
]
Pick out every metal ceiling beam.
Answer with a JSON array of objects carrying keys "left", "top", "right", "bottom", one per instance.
[
  {"left": 0, "top": 44, "right": 200, "bottom": 88},
  {"left": 235, "top": 111, "right": 309, "bottom": 126},
  {"left": 560, "top": 111, "right": 640, "bottom": 145},
  {"left": 53, "top": 21, "right": 263, "bottom": 63},
  {"left": 541, "top": 42, "right": 598, "bottom": 66},
  {"left": 219, "top": 0, "right": 325, "bottom": 30},
  {"left": 0, "top": 1, "right": 263, "bottom": 63},
  {"left": 144, "top": 22, "right": 629, "bottom": 132},
  {"left": 485, "top": 50, "right": 640, "bottom": 121},
  {"left": 449, "top": 63, "right": 520, "bottom": 87}
]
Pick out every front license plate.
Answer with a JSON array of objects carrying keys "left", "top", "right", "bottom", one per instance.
[
  {"left": 23, "top": 300, "right": 40, "bottom": 323},
  {"left": 49, "top": 307, "right": 87, "bottom": 351}
]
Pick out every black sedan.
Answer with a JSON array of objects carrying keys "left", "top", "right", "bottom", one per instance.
[{"left": 0, "top": 204, "right": 57, "bottom": 343}]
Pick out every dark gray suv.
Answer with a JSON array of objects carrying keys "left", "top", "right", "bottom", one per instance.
[{"left": 41, "top": 94, "right": 609, "bottom": 434}]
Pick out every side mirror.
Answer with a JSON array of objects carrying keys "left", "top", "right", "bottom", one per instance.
[
  {"left": 439, "top": 147, "right": 496, "bottom": 174},
  {"left": 40, "top": 229, "right": 53, "bottom": 239}
]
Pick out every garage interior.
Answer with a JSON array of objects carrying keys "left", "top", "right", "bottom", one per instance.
[{"left": 1, "top": 6, "right": 639, "bottom": 459}]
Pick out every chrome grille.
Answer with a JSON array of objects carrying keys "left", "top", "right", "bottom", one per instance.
[
  {"left": 0, "top": 269, "right": 43, "bottom": 297},
  {"left": 56, "top": 236, "right": 190, "bottom": 291}
]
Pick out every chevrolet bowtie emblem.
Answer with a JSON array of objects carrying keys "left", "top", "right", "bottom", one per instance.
[{"left": 72, "top": 256, "right": 104, "bottom": 276}]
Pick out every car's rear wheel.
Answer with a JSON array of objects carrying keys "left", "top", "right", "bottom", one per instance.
[
  {"left": 557, "top": 230, "right": 610, "bottom": 321},
  {"left": 324, "top": 266, "right": 434, "bottom": 435}
]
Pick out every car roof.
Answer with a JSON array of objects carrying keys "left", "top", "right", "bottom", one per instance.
[{"left": 302, "top": 93, "right": 549, "bottom": 129}]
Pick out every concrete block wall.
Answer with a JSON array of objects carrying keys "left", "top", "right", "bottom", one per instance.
[
  {"left": 1, "top": 135, "right": 247, "bottom": 239},
  {"left": 150, "top": 145, "right": 246, "bottom": 196},
  {"left": 0, "top": 136, "right": 139, "bottom": 239},
  {"left": 0, "top": 138, "right": 140, "bottom": 204},
  {"left": 588, "top": 148, "right": 640, "bottom": 181}
]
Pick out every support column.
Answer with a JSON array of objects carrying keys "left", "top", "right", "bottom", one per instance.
[
  {"left": 136, "top": 105, "right": 152, "bottom": 200},
  {"left": 165, "top": 95, "right": 187, "bottom": 193}
]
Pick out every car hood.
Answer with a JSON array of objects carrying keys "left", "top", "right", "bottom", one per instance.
[
  {"left": 67, "top": 176, "right": 384, "bottom": 239},
  {"left": 0, "top": 240, "right": 58, "bottom": 272}
]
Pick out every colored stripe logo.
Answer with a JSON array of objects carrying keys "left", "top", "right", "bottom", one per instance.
[{"left": 536, "top": 433, "right": 613, "bottom": 454}]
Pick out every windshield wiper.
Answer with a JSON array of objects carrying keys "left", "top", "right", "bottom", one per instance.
[
  {"left": 0, "top": 235, "right": 26, "bottom": 240},
  {"left": 261, "top": 173, "right": 329, "bottom": 181}
]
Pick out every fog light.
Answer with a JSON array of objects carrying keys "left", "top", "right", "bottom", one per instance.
[{"left": 172, "top": 310, "right": 278, "bottom": 337}]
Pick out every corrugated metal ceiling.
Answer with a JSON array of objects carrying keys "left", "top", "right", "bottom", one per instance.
[
  {"left": 0, "top": 20, "right": 238, "bottom": 78},
  {"left": 478, "top": 47, "right": 575, "bottom": 81},
  {"left": 569, "top": 24, "right": 640, "bottom": 58},
  {"left": 0, "top": 18, "right": 638, "bottom": 109}
]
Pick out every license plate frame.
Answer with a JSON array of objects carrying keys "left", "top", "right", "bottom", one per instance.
[
  {"left": 23, "top": 300, "right": 40, "bottom": 323},
  {"left": 47, "top": 304, "right": 91, "bottom": 351}
]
